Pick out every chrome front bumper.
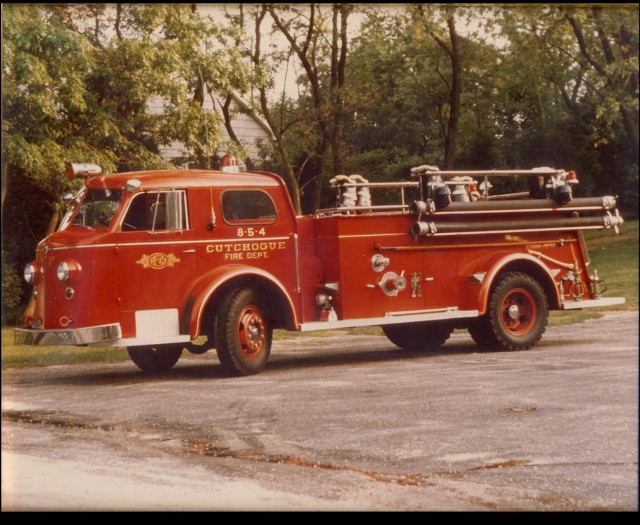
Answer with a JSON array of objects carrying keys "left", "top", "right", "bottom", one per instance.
[{"left": 14, "top": 324, "right": 122, "bottom": 346}]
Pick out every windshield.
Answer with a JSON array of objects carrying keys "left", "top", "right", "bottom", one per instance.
[{"left": 69, "top": 188, "right": 123, "bottom": 229}]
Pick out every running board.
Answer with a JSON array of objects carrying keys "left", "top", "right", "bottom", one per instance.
[
  {"left": 300, "top": 308, "right": 479, "bottom": 332},
  {"left": 560, "top": 297, "right": 625, "bottom": 310},
  {"left": 91, "top": 335, "right": 191, "bottom": 348}
]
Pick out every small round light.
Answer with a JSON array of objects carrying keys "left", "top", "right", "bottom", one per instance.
[
  {"left": 24, "top": 263, "right": 35, "bottom": 284},
  {"left": 57, "top": 261, "right": 70, "bottom": 282}
]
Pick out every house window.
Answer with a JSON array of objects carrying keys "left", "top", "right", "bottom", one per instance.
[
  {"left": 222, "top": 190, "right": 277, "bottom": 224},
  {"left": 122, "top": 190, "right": 188, "bottom": 232}
]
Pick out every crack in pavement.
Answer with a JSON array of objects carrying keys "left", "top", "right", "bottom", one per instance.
[
  {"left": 3, "top": 409, "right": 434, "bottom": 487},
  {"left": 3, "top": 409, "right": 119, "bottom": 432},
  {"left": 188, "top": 438, "right": 432, "bottom": 487},
  {"left": 6, "top": 408, "right": 629, "bottom": 486},
  {"left": 4, "top": 408, "right": 633, "bottom": 511}
]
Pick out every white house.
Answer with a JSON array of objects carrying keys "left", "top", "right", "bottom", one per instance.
[{"left": 147, "top": 90, "right": 274, "bottom": 169}]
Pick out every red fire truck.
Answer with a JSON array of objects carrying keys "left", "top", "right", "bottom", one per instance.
[{"left": 15, "top": 159, "right": 625, "bottom": 375}]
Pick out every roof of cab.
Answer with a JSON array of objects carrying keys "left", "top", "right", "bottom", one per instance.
[{"left": 86, "top": 170, "right": 282, "bottom": 191}]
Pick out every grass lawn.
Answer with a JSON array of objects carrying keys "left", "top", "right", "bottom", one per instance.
[
  {"left": 1, "top": 329, "right": 130, "bottom": 369},
  {"left": 2, "top": 220, "right": 636, "bottom": 369}
]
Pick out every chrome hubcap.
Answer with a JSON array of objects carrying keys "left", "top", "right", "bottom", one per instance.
[{"left": 508, "top": 304, "right": 520, "bottom": 320}]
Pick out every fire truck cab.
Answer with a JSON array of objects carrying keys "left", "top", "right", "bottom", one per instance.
[{"left": 15, "top": 160, "right": 625, "bottom": 376}]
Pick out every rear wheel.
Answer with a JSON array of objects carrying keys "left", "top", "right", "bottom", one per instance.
[
  {"left": 127, "top": 344, "right": 183, "bottom": 373},
  {"left": 215, "top": 288, "right": 272, "bottom": 376},
  {"left": 483, "top": 271, "right": 548, "bottom": 351},
  {"left": 383, "top": 322, "right": 453, "bottom": 351}
]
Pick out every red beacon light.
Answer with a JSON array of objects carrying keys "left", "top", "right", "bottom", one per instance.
[
  {"left": 66, "top": 163, "right": 102, "bottom": 180},
  {"left": 220, "top": 153, "right": 240, "bottom": 173},
  {"left": 565, "top": 170, "right": 579, "bottom": 184}
]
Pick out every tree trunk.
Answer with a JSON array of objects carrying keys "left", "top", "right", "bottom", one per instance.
[
  {"left": 419, "top": 8, "right": 461, "bottom": 169},
  {"left": 115, "top": 4, "right": 123, "bottom": 40},
  {"left": 259, "top": 89, "right": 299, "bottom": 211},
  {"left": 330, "top": 5, "right": 349, "bottom": 178},
  {"left": 620, "top": 106, "right": 640, "bottom": 162},
  {"left": 270, "top": 5, "right": 339, "bottom": 210},
  {"left": 311, "top": 137, "right": 329, "bottom": 213},
  {"left": 219, "top": 93, "right": 254, "bottom": 170},
  {"left": 253, "top": 6, "right": 301, "bottom": 213},
  {"left": 444, "top": 16, "right": 460, "bottom": 170},
  {"left": 1, "top": 164, "right": 7, "bottom": 218}
]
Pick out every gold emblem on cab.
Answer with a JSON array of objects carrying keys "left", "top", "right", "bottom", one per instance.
[{"left": 136, "top": 253, "right": 181, "bottom": 270}]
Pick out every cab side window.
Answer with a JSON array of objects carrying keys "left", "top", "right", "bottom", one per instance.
[
  {"left": 122, "top": 191, "right": 188, "bottom": 232},
  {"left": 222, "top": 190, "right": 276, "bottom": 224}
]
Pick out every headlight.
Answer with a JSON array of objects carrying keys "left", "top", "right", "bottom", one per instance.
[
  {"left": 56, "top": 260, "right": 82, "bottom": 283},
  {"left": 24, "top": 263, "right": 36, "bottom": 284},
  {"left": 57, "top": 262, "right": 70, "bottom": 282}
]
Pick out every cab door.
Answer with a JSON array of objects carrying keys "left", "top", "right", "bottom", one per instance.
[
  {"left": 115, "top": 189, "right": 196, "bottom": 340},
  {"left": 212, "top": 187, "right": 299, "bottom": 295}
]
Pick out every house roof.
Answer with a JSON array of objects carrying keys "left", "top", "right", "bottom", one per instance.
[{"left": 227, "top": 92, "right": 276, "bottom": 141}]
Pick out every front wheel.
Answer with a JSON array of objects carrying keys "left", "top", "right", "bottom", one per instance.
[
  {"left": 467, "top": 319, "right": 498, "bottom": 348},
  {"left": 485, "top": 271, "right": 548, "bottom": 351},
  {"left": 383, "top": 322, "right": 453, "bottom": 351},
  {"left": 215, "top": 288, "right": 272, "bottom": 376},
  {"left": 127, "top": 344, "right": 183, "bottom": 373}
]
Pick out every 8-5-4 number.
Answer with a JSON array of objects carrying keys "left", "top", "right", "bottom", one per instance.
[{"left": 237, "top": 227, "right": 266, "bottom": 237}]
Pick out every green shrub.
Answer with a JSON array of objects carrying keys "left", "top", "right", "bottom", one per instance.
[{"left": 2, "top": 261, "right": 23, "bottom": 325}]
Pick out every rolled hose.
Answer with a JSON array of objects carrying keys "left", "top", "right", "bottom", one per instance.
[
  {"left": 412, "top": 214, "right": 624, "bottom": 237},
  {"left": 411, "top": 196, "right": 617, "bottom": 215}
]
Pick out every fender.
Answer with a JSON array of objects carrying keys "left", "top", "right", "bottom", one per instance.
[
  {"left": 476, "top": 253, "right": 561, "bottom": 315},
  {"left": 185, "top": 264, "right": 299, "bottom": 339}
]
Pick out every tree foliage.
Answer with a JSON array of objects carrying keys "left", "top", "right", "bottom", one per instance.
[{"left": 1, "top": 4, "right": 251, "bottom": 321}]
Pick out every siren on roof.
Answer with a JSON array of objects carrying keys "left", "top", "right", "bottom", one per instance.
[
  {"left": 221, "top": 153, "right": 239, "bottom": 173},
  {"left": 66, "top": 163, "right": 102, "bottom": 179}
]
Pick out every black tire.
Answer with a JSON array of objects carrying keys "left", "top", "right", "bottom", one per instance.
[
  {"left": 467, "top": 319, "right": 499, "bottom": 348},
  {"left": 127, "top": 344, "right": 183, "bottom": 373},
  {"left": 185, "top": 338, "right": 212, "bottom": 355},
  {"left": 485, "top": 271, "right": 548, "bottom": 351},
  {"left": 215, "top": 288, "right": 272, "bottom": 376},
  {"left": 185, "top": 321, "right": 215, "bottom": 355},
  {"left": 383, "top": 322, "right": 453, "bottom": 351}
]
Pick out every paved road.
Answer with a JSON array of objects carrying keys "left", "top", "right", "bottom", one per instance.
[{"left": 2, "top": 312, "right": 638, "bottom": 511}]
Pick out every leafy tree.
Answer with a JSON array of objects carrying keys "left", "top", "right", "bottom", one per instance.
[
  {"left": 494, "top": 5, "right": 638, "bottom": 213},
  {"left": 414, "top": 6, "right": 462, "bottom": 169},
  {"left": 340, "top": 5, "right": 637, "bottom": 210},
  {"left": 1, "top": 3, "right": 252, "bottom": 321},
  {"left": 342, "top": 8, "right": 478, "bottom": 179},
  {"left": 267, "top": 3, "right": 352, "bottom": 211},
  {"left": 1, "top": 260, "right": 23, "bottom": 324}
]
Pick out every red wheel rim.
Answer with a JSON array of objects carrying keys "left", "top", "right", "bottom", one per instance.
[
  {"left": 500, "top": 288, "right": 537, "bottom": 336},
  {"left": 237, "top": 305, "right": 266, "bottom": 359}
]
